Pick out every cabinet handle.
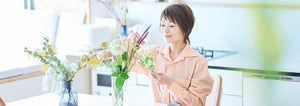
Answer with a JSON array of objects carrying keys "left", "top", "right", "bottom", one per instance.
[
  {"left": 264, "top": 75, "right": 279, "bottom": 80},
  {"left": 250, "top": 74, "right": 263, "bottom": 78},
  {"left": 280, "top": 77, "right": 292, "bottom": 81}
]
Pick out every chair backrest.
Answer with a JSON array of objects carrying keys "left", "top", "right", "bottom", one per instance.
[
  {"left": 0, "top": 97, "right": 6, "bottom": 106},
  {"left": 205, "top": 71, "right": 223, "bottom": 106}
]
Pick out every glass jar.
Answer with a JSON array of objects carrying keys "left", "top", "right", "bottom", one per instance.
[
  {"left": 112, "top": 77, "right": 127, "bottom": 106},
  {"left": 59, "top": 80, "right": 78, "bottom": 106}
]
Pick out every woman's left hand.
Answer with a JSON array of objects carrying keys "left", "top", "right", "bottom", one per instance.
[{"left": 150, "top": 71, "right": 173, "bottom": 88}]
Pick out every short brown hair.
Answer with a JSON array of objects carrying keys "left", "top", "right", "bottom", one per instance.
[{"left": 160, "top": 3, "right": 195, "bottom": 44}]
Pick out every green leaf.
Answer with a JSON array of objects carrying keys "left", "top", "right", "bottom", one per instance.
[
  {"left": 124, "top": 68, "right": 129, "bottom": 73},
  {"left": 122, "top": 52, "right": 127, "bottom": 61},
  {"left": 120, "top": 73, "right": 129, "bottom": 80},
  {"left": 110, "top": 62, "right": 116, "bottom": 69},
  {"left": 117, "top": 55, "right": 122, "bottom": 66},
  {"left": 116, "top": 65, "right": 122, "bottom": 72},
  {"left": 111, "top": 72, "right": 118, "bottom": 77},
  {"left": 41, "top": 59, "right": 46, "bottom": 63},
  {"left": 116, "top": 78, "right": 124, "bottom": 89}
]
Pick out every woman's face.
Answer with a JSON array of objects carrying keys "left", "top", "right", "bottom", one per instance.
[{"left": 160, "top": 18, "right": 185, "bottom": 44}]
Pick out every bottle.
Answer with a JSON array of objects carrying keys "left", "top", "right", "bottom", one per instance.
[{"left": 118, "top": 25, "right": 128, "bottom": 40}]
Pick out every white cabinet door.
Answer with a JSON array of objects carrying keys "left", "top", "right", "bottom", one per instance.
[
  {"left": 209, "top": 69, "right": 243, "bottom": 96},
  {"left": 220, "top": 95, "right": 243, "bottom": 106},
  {"left": 243, "top": 73, "right": 300, "bottom": 106},
  {"left": 127, "top": 85, "right": 152, "bottom": 106}
]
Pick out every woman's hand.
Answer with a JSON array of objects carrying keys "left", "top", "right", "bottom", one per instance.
[
  {"left": 127, "top": 31, "right": 146, "bottom": 45},
  {"left": 128, "top": 32, "right": 140, "bottom": 42},
  {"left": 150, "top": 71, "right": 173, "bottom": 88}
]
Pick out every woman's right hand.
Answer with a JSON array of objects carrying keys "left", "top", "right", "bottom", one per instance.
[
  {"left": 149, "top": 71, "right": 173, "bottom": 88},
  {"left": 127, "top": 32, "right": 141, "bottom": 43}
]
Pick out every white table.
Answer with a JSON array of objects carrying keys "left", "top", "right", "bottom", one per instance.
[{"left": 6, "top": 93, "right": 167, "bottom": 106}]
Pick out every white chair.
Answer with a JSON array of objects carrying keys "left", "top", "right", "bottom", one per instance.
[{"left": 205, "top": 72, "right": 223, "bottom": 106}]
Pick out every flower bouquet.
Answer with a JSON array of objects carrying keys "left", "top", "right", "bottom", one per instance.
[
  {"left": 24, "top": 37, "right": 101, "bottom": 106},
  {"left": 97, "top": 25, "right": 151, "bottom": 106},
  {"left": 137, "top": 50, "right": 161, "bottom": 93}
]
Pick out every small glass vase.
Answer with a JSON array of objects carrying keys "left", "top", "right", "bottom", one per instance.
[
  {"left": 112, "top": 77, "right": 127, "bottom": 106},
  {"left": 59, "top": 80, "right": 78, "bottom": 106},
  {"left": 118, "top": 25, "right": 128, "bottom": 40}
]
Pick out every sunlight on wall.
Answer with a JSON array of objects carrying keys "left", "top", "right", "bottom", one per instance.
[{"left": 248, "top": 1, "right": 285, "bottom": 105}]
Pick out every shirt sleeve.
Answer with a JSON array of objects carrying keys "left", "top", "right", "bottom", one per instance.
[
  {"left": 169, "top": 60, "right": 214, "bottom": 106},
  {"left": 130, "top": 60, "right": 149, "bottom": 77},
  {"left": 129, "top": 45, "right": 158, "bottom": 77}
]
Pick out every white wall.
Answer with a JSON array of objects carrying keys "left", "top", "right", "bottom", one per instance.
[{"left": 91, "top": 1, "right": 300, "bottom": 56}]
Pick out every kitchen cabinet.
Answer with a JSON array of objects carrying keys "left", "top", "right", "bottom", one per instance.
[
  {"left": 220, "top": 94, "right": 243, "bottom": 106},
  {"left": 127, "top": 85, "right": 152, "bottom": 106},
  {"left": 209, "top": 69, "right": 243, "bottom": 96},
  {"left": 243, "top": 72, "right": 300, "bottom": 106}
]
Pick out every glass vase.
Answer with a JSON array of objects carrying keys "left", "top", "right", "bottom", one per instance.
[
  {"left": 112, "top": 77, "right": 127, "bottom": 106},
  {"left": 59, "top": 80, "right": 78, "bottom": 106},
  {"left": 118, "top": 25, "right": 128, "bottom": 40}
]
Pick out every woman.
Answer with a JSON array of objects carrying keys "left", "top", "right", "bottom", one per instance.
[{"left": 130, "top": 3, "right": 214, "bottom": 106}]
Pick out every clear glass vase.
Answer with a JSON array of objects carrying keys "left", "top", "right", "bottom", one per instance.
[
  {"left": 59, "top": 80, "right": 78, "bottom": 106},
  {"left": 112, "top": 77, "right": 127, "bottom": 106}
]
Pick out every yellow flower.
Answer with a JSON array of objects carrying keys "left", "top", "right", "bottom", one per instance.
[
  {"left": 73, "top": 69, "right": 79, "bottom": 73},
  {"left": 145, "top": 64, "right": 149, "bottom": 68},
  {"left": 81, "top": 63, "right": 86, "bottom": 68},
  {"left": 40, "top": 51, "right": 46, "bottom": 58},
  {"left": 147, "top": 60, "right": 152, "bottom": 64},
  {"left": 79, "top": 54, "right": 103, "bottom": 69},
  {"left": 142, "top": 54, "right": 147, "bottom": 58},
  {"left": 101, "top": 42, "right": 108, "bottom": 49},
  {"left": 133, "top": 43, "right": 140, "bottom": 50},
  {"left": 49, "top": 45, "right": 56, "bottom": 55},
  {"left": 41, "top": 64, "right": 49, "bottom": 72},
  {"left": 35, "top": 48, "right": 41, "bottom": 52}
]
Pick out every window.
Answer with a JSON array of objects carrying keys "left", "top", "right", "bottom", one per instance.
[
  {"left": 24, "top": 0, "right": 35, "bottom": 10},
  {"left": 0, "top": 0, "right": 44, "bottom": 79}
]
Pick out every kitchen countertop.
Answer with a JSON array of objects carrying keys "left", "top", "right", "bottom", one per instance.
[{"left": 207, "top": 53, "right": 300, "bottom": 76}]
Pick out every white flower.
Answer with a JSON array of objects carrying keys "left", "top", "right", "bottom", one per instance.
[
  {"left": 109, "top": 39, "right": 122, "bottom": 49},
  {"left": 111, "top": 45, "right": 126, "bottom": 56}
]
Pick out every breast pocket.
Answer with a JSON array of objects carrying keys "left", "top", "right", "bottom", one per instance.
[{"left": 170, "top": 65, "right": 194, "bottom": 89}]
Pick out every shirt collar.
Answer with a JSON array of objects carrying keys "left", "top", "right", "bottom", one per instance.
[{"left": 158, "top": 44, "right": 199, "bottom": 62}]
